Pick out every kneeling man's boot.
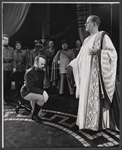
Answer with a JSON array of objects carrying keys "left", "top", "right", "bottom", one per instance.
[{"left": 32, "top": 103, "right": 42, "bottom": 122}]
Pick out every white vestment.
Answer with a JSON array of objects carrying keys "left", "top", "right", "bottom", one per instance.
[{"left": 70, "top": 31, "right": 117, "bottom": 130}]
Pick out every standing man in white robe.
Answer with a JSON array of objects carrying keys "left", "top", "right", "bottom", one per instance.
[{"left": 68, "top": 15, "right": 119, "bottom": 131}]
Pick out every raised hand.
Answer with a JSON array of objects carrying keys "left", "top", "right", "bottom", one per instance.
[{"left": 88, "top": 48, "right": 98, "bottom": 55}]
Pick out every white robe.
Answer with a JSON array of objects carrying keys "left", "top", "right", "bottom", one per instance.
[{"left": 70, "top": 31, "right": 117, "bottom": 130}]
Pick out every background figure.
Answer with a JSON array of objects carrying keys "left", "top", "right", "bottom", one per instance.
[
  {"left": 20, "top": 55, "right": 49, "bottom": 122},
  {"left": 72, "top": 40, "right": 81, "bottom": 58},
  {"left": 69, "top": 15, "right": 119, "bottom": 131},
  {"left": 29, "top": 40, "right": 49, "bottom": 89},
  {"left": 30, "top": 40, "right": 45, "bottom": 67},
  {"left": 3, "top": 34, "right": 14, "bottom": 105},
  {"left": 45, "top": 41, "right": 56, "bottom": 87},
  {"left": 13, "top": 41, "right": 28, "bottom": 97},
  {"left": 51, "top": 40, "right": 75, "bottom": 96},
  {"left": 41, "top": 38, "right": 47, "bottom": 50},
  {"left": 24, "top": 47, "right": 31, "bottom": 69}
]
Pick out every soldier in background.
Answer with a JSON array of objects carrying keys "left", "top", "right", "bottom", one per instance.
[
  {"left": 24, "top": 47, "right": 31, "bottom": 69},
  {"left": 45, "top": 41, "right": 56, "bottom": 87},
  {"left": 72, "top": 40, "right": 81, "bottom": 58},
  {"left": 13, "top": 41, "right": 28, "bottom": 97},
  {"left": 3, "top": 34, "right": 14, "bottom": 105},
  {"left": 30, "top": 40, "right": 45, "bottom": 67},
  {"left": 51, "top": 40, "right": 75, "bottom": 96},
  {"left": 29, "top": 40, "right": 49, "bottom": 89}
]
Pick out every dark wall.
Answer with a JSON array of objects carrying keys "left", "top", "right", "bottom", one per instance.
[
  {"left": 9, "top": 4, "right": 43, "bottom": 50},
  {"left": 91, "top": 4, "right": 111, "bottom": 35},
  {"left": 50, "top": 4, "right": 79, "bottom": 50},
  {"left": 9, "top": 4, "right": 119, "bottom": 55},
  {"left": 112, "top": 4, "right": 119, "bottom": 54},
  {"left": 9, "top": 4, "right": 79, "bottom": 50},
  {"left": 90, "top": 4, "right": 119, "bottom": 52}
]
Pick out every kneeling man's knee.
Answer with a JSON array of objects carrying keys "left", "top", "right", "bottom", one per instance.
[
  {"left": 43, "top": 90, "right": 49, "bottom": 103},
  {"left": 37, "top": 91, "right": 49, "bottom": 106},
  {"left": 37, "top": 99, "right": 45, "bottom": 106}
]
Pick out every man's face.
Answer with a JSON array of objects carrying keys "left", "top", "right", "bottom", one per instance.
[
  {"left": 37, "top": 57, "right": 46, "bottom": 70},
  {"left": 3, "top": 36, "right": 9, "bottom": 46},
  {"left": 76, "top": 40, "right": 81, "bottom": 47},
  {"left": 41, "top": 39, "right": 46, "bottom": 44},
  {"left": 16, "top": 43, "right": 21, "bottom": 50},
  {"left": 49, "top": 41, "right": 54, "bottom": 48},
  {"left": 35, "top": 42, "right": 42, "bottom": 49},
  {"left": 62, "top": 43, "right": 68, "bottom": 50},
  {"left": 85, "top": 17, "right": 94, "bottom": 32}
]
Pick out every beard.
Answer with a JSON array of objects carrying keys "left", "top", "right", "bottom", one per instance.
[
  {"left": 38, "top": 68, "right": 43, "bottom": 71},
  {"left": 35, "top": 65, "right": 44, "bottom": 71},
  {"left": 36, "top": 66, "right": 42, "bottom": 71}
]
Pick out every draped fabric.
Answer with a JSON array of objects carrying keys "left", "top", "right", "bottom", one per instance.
[
  {"left": 97, "top": 32, "right": 120, "bottom": 130},
  {"left": 3, "top": 3, "right": 30, "bottom": 37},
  {"left": 69, "top": 31, "right": 118, "bottom": 130}
]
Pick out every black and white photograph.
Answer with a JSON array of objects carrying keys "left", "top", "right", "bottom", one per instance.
[{"left": 2, "top": 1, "right": 120, "bottom": 148}]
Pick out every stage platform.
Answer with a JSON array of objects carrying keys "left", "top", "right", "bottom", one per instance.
[{"left": 3, "top": 88, "right": 120, "bottom": 148}]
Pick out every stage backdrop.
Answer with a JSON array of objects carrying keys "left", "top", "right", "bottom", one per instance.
[
  {"left": 9, "top": 4, "right": 43, "bottom": 50},
  {"left": 7, "top": 3, "right": 119, "bottom": 61}
]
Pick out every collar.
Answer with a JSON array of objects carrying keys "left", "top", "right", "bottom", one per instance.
[
  {"left": 15, "top": 49, "right": 22, "bottom": 53},
  {"left": 33, "top": 66, "right": 44, "bottom": 72},
  {"left": 3, "top": 45, "right": 11, "bottom": 50},
  {"left": 33, "top": 49, "right": 37, "bottom": 51},
  {"left": 62, "top": 49, "right": 68, "bottom": 51},
  {"left": 33, "top": 48, "right": 43, "bottom": 52},
  {"left": 76, "top": 47, "right": 80, "bottom": 50},
  {"left": 49, "top": 47, "right": 54, "bottom": 50}
]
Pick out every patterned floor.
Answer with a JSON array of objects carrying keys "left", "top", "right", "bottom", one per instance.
[{"left": 4, "top": 107, "right": 120, "bottom": 147}]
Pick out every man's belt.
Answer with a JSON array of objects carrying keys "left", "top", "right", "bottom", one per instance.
[{"left": 3, "top": 59, "right": 13, "bottom": 63}]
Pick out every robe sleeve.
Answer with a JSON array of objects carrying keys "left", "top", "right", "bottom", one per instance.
[{"left": 101, "top": 34, "right": 117, "bottom": 101}]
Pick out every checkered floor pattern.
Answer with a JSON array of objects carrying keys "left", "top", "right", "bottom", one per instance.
[{"left": 4, "top": 108, "right": 120, "bottom": 147}]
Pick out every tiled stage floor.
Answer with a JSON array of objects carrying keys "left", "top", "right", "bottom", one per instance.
[{"left": 3, "top": 88, "right": 120, "bottom": 148}]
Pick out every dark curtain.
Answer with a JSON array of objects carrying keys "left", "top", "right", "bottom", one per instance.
[
  {"left": 3, "top": 3, "right": 30, "bottom": 37},
  {"left": 50, "top": 4, "right": 79, "bottom": 50}
]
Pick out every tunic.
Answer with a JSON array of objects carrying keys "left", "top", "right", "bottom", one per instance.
[
  {"left": 3, "top": 45, "right": 14, "bottom": 71},
  {"left": 72, "top": 47, "right": 80, "bottom": 57},
  {"left": 21, "top": 66, "right": 44, "bottom": 97},
  {"left": 13, "top": 49, "right": 28, "bottom": 72},
  {"left": 45, "top": 48, "right": 56, "bottom": 67},
  {"left": 53, "top": 49, "right": 75, "bottom": 74}
]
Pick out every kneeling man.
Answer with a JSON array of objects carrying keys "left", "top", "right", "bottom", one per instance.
[{"left": 21, "top": 55, "right": 49, "bottom": 122}]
